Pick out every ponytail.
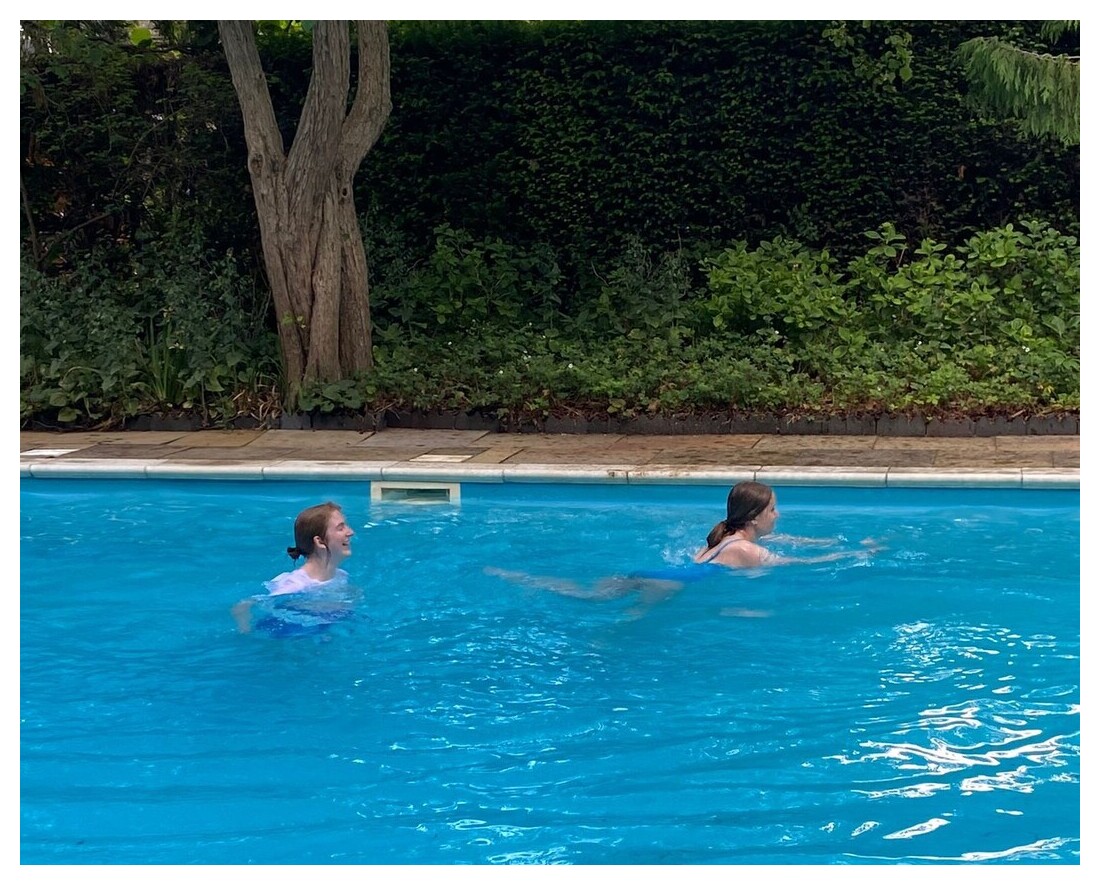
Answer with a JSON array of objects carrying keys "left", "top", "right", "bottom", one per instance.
[{"left": 705, "top": 519, "right": 730, "bottom": 550}]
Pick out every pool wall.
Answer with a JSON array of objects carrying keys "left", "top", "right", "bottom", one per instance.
[{"left": 17, "top": 459, "right": 1078, "bottom": 489}]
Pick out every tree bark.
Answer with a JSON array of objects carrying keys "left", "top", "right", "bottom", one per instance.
[{"left": 217, "top": 20, "right": 391, "bottom": 401}]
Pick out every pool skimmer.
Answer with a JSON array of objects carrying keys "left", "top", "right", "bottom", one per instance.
[{"left": 370, "top": 481, "right": 461, "bottom": 505}]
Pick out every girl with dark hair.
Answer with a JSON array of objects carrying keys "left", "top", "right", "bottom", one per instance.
[
  {"left": 486, "top": 481, "right": 878, "bottom": 618},
  {"left": 694, "top": 481, "right": 877, "bottom": 569}
]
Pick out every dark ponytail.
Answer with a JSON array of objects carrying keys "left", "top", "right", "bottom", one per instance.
[{"left": 706, "top": 520, "right": 731, "bottom": 549}]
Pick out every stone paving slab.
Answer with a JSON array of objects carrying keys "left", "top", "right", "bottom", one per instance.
[
  {"left": 466, "top": 447, "right": 527, "bottom": 464},
  {"left": 174, "top": 446, "right": 329, "bottom": 461},
  {"left": 747, "top": 450, "right": 938, "bottom": 467},
  {"left": 869, "top": 437, "right": 998, "bottom": 451},
  {"left": 500, "top": 449, "right": 655, "bottom": 465},
  {"left": 636, "top": 451, "right": 767, "bottom": 467},
  {"left": 748, "top": 435, "right": 879, "bottom": 452},
  {"left": 933, "top": 450, "right": 1056, "bottom": 468},
  {"left": 166, "top": 430, "right": 265, "bottom": 447},
  {"left": 603, "top": 434, "right": 763, "bottom": 449},
  {"left": 20, "top": 431, "right": 190, "bottom": 449},
  {"left": 240, "top": 430, "right": 378, "bottom": 449},
  {"left": 53, "top": 444, "right": 192, "bottom": 460},
  {"left": 994, "top": 436, "right": 1083, "bottom": 450},
  {"left": 354, "top": 429, "right": 491, "bottom": 448},
  {"left": 1052, "top": 451, "right": 1080, "bottom": 468},
  {"left": 489, "top": 432, "right": 630, "bottom": 450},
  {"left": 605, "top": 441, "right": 765, "bottom": 459}
]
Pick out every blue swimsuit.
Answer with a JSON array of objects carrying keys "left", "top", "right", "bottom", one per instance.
[
  {"left": 252, "top": 569, "right": 356, "bottom": 638},
  {"left": 629, "top": 537, "right": 745, "bottom": 582},
  {"left": 253, "top": 604, "right": 353, "bottom": 638}
]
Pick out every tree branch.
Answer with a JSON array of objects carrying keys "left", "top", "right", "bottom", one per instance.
[
  {"left": 286, "top": 21, "right": 349, "bottom": 216},
  {"left": 340, "top": 21, "right": 392, "bottom": 165},
  {"left": 20, "top": 171, "right": 41, "bottom": 267},
  {"left": 216, "top": 21, "right": 285, "bottom": 184}
]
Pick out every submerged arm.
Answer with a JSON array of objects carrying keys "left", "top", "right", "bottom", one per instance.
[
  {"left": 773, "top": 539, "right": 882, "bottom": 565},
  {"left": 231, "top": 599, "right": 255, "bottom": 633},
  {"left": 769, "top": 533, "right": 838, "bottom": 546}
]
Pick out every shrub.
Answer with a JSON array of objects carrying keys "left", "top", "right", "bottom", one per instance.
[{"left": 20, "top": 229, "right": 280, "bottom": 427}]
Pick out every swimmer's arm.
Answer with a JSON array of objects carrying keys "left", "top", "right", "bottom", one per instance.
[
  {"left": 231, "top": 599, "right": 255, "bottom": 633},
  {"left": 770, "top": 533, "right": 837, "bottom": 546},
  {"left": 771, "top": 544, "right": 880, "bottom": 565}
]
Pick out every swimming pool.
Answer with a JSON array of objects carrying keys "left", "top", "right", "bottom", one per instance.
[{"left": 20, "top": 479, "right": 1080, "bottom": 864}]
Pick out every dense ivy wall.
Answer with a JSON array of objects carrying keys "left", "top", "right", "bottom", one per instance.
[
  {"left": 20, "top": 21, "right": 251, "bottom": 269},
  {"left": 22, "top": 20, "right": 1079, "bottom": 284},
  {"left": 358, "top": 20, "right": 1077, "bottom": 271}
]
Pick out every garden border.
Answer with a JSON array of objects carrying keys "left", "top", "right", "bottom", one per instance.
[{"left": 105, "top": 410, "right": 1081, "bottom": 437}]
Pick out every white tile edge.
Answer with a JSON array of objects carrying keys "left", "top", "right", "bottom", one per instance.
[
  {"left": 18, "top": 460, "right": 1079, "bottom": 489},
  {"left": 382, "top": 465, "right": 505, "bottom": 483},
  {"left": 886, "top": 469, "right": 1022, "bottom": 488},
  {"left": 26, "top": 459, "right": 150, "bottom": 478},
  {"left": 627, "top": 468, "right": 758, "bottom": 485},
  {"left": 756, "top": 468, "right": 888, "bottom": 487},
  {"left": 144, "top": 463, "right": 266, "bottom": 480}
]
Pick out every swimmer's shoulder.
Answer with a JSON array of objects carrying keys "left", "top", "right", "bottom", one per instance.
[
  {"left": 698, "top": 537, "right": 778, "bottom": 568},
  {"left": 694, "top": 536, "right": 748, "bottom": 564},
  {"left": 265, "top": 569, "right": 322, "bottom": 595}
]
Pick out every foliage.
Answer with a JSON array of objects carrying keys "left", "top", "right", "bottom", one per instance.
[
  {"left": 574, "top": 237, "right": 701, "bottom": 342},
  {"left": 361, "top": 19, "right": 1077, "bottom": 276},
  {"left": 20, "top": 20, "right": 250, "bottom": 271},
  {"left": 821, "top": 20, "right": 913, "bottom": 90},
  {"left": 369, "top": 223, "right": 562, "bottom": 334},
  {"left": 957, "top": 21, "right": 1080, "bottom": 145},
  {"left": 20, "top": 230, "right": 281, "bottom": 427},
  {"left": 292, "top": 220, "right": 1079, "bottom": 425},
  {"left": 18, "top": 21, "right": 1080, "bottom": 429},
  {"left": 702, "top": 238, "right": 856, "bottom": 348}
]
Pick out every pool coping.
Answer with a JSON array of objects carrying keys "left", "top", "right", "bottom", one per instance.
[{"left": 18, "top": 457, "right": 1080, "bottom": 489}]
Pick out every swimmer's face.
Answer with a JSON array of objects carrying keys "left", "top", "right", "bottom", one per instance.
[
  {"left": 317, "top": 510, "right": 354, "bottom": 563},
  {"left": 755, "top": 494, "right": 779, "bottom": 536}
]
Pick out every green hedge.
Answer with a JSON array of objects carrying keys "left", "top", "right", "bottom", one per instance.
[
  {"left": 23, "top": 21, "right": 1077, "bottom": 285},
  {"left": 21, "top": 219, "right": 1079, "bottom": 427},
  {"left": 361, "top": 20, "right": 1078, "bottom": 276}
]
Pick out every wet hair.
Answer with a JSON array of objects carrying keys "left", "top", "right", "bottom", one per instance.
[
  {"left": 286, "top": 502, "right": 343, "bottom": 561},
  {"left": 705, "top": 481, "right": 774, "bottom": 549}
]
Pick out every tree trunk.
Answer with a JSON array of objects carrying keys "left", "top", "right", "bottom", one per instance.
[{"left": 217, "top": 21, "right": 390, "bottom": 402}]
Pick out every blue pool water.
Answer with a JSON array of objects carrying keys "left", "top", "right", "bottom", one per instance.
[{"left": 20, "top": 479, "right": 1080, "bottom": 864}]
